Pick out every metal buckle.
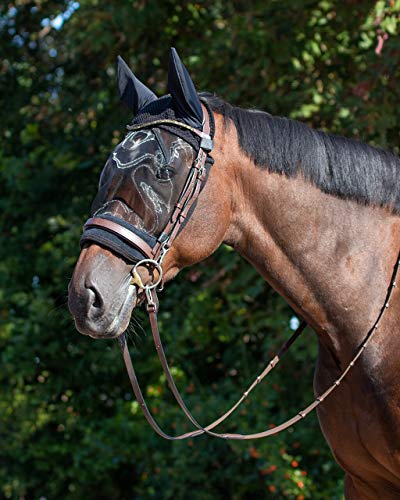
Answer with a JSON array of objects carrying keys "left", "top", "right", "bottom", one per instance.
[
  {"left": 158, "top": 244, "right": 170, "bottom": 264},
  {"left": 145, "top": 287, "right": 156, "bottom": 311},
  {"left": 200, "top": 136, "right": 214, "bottom": 152}
]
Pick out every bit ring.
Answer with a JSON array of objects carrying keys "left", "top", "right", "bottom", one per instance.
[{"left": 131, "top": 259, "right": 163, "bottom": 290}]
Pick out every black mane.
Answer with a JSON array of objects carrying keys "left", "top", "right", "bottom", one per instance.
[{"left": 202, "top": 93, "right": 400, "bottom": 214}]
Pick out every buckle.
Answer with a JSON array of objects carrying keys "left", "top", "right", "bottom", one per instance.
[{"left": 200, "top": 136, "right": 214, "bottom": 152}]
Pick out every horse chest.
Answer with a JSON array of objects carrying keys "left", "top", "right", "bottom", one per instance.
[{"left": 315, "top": 340, "right": 400, "bottom": 491}]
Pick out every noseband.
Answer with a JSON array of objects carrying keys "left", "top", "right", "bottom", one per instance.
[{"left": 80, "top": 104, "right": 400, "bottom": 440}]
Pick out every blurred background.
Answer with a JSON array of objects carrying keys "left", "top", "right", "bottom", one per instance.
[{"left": 1, "top": 1, "right": 399, "bottom": 498}]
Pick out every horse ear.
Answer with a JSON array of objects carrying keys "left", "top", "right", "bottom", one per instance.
[
  {"left": 116, "top": 55, "right": 157, "bottom": 114},
  {"left": 167, "top": 47, "right": 203, "bottom": 129}
]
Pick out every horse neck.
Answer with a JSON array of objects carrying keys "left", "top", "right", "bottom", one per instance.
[{"left": 222, "top": 130, "right": 400, "bottom": 362}]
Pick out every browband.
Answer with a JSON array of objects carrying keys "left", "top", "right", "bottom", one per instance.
[{"left": 127, "top": 118, "right": 214, "bottom": 152}]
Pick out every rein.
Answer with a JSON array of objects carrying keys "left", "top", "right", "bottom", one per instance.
[
  {"left": 80, "top": 104, "right": 400, "bottom": 440},
  {"left": 119, "top": 254, "right": 399, "bottom": 440}
]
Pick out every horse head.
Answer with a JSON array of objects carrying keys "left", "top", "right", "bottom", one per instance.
[{"left": 68, "top": 49, "right": 233, "bottom": 338}]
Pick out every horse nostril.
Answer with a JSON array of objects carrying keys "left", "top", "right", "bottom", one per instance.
[{"left": 87, "top": 286, "right": 103, "bottom": 310}]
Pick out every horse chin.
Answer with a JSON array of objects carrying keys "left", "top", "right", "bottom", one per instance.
[{"left": 73, "top": 284, "right": 137, "bottom": 340}]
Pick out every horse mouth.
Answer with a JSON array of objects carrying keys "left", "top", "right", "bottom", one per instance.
[{"left": 73, "top": 284, "right": 137, "bottom": 339}]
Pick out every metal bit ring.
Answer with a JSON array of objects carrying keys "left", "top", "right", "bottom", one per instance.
[{"left": 131, "top": 259, "right": 163, "bottom": 290}]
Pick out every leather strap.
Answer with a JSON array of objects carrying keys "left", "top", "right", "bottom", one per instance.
[
  {"left": 151, "top": 103, "right": 211, "bottom": 260},
  {"left": 120, "top": 316, "right": 308, "bottom": 439}
]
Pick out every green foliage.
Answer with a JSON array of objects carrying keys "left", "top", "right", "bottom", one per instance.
[{"left": 1, "top": 0, "right": 399, "bottom": 498}]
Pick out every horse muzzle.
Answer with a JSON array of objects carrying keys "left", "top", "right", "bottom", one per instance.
[{"left": 68, "top": 244, "right": 138, "bottom": 339}]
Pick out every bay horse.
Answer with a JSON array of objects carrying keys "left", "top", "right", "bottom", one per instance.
[{"left": 68, "top": 49, "right": 400, "bottom": 498}]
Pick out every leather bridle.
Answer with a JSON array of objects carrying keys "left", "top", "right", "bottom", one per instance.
[
  {"left": 80, "top": 103, "right": 400, "bottom": 440},
  {"left": 81, "top": 104, "right": 214, "bottom": 268}
]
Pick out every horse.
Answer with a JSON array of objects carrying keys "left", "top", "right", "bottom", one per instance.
[{"left": 68, "top": 48, "right": 400, "bottom": 498}]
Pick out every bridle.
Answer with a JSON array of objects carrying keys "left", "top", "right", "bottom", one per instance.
[
  {"left": 81, "top": 104, "right": 214, "bottom": 269},
  {"left": 80, "top": 102, "right": 400, "bottom": 440}
]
